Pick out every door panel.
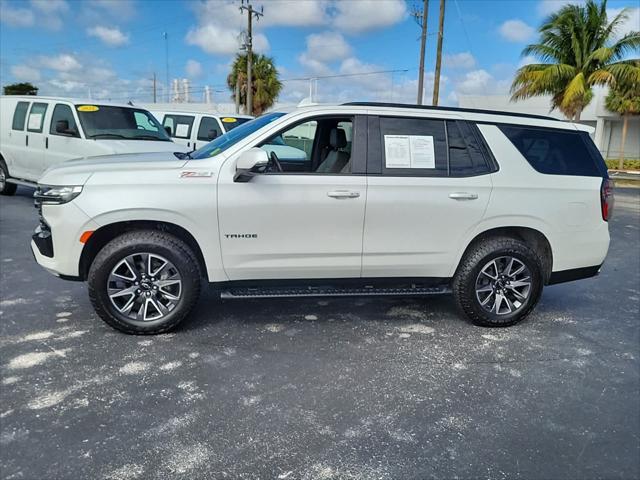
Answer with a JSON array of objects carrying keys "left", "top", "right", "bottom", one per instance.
[
  {"left": 217, "top": 114, "right": 366, "bottom": 280},
  {"left": 46, "top": 103, "right": 86, "bottom": 170},
  {"left": 362, "top": 175, "right": 491, "bottom": 278},
  {"left": 218, "top": 174, "right": 366, "bottom": 280},
  {"left": 24, "top": 102, "right": 49, "bottom": 180}
]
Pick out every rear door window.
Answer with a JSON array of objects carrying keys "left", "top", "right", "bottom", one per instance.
[
  {"left": 163, "top": 115, "right": 194, "bottom": 139},
  {"left": 447, "top": 121, "right": 492, "bottom": 176},
  {"left": 26, "top": 103, "right": 48, "bottom": 133},
  {"left": 197, "top": 116, "right": 222, "bottom": 141},
  {"left": 12, "top": 101, "right": 30, "bottom": 130},
  {"left": 498, "top": 125, "right": 606, "bottom": 177},
  {"left": 379, "top": 116, "right": 448, "bottom": 176}
]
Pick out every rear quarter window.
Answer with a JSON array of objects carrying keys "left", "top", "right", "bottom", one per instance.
[
  {"left": 498, "top": 125, "right": 606, "bottom": 177},
  {"left": 12, "top": 101, "right": 30, "bottom": 130}
]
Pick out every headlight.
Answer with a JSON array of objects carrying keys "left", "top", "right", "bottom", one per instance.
[{"left": 34, "top": 185, "right": 83, "bottom": 205}]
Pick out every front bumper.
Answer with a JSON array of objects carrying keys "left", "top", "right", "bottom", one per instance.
[{"left": 30, "top": 199, "right": 99, "bottom": 280}]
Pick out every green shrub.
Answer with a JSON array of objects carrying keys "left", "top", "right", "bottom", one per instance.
[{"left": 606, "top": 159, "right": 640, "bottom": 170}]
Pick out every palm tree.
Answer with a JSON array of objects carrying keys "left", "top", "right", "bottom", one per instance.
[
  {"left": 605, "top": 71, "right": 640, "bottom": 169},
  {"left": 511, "top": 0, "right": 640, "bottom": 121},
  {"left": 227, "top": 53, "right": 283, "bottom": 116}
]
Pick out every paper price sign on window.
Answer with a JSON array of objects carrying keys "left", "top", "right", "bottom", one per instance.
[
  {"left": 175, "top": 124, "right": 190, "bottom": 137},
  {"left": 384, "top": 134, "right": 435, "bottom": 169},
  {"left": 28, "top": 113, "right": 43, "bottom": 130}
]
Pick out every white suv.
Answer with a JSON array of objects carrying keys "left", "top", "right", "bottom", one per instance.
[{"left": 31, "top": 103, "right": 613, "bottom": 334}]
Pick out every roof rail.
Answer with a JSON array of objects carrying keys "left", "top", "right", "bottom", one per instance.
[{"left": 342, "top": 102, "right": 558, "bottom": 121}]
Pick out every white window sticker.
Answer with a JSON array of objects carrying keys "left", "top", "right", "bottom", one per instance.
[
  {"left": 384, "top": 135, "right": 411, "bottom": 168},
  {"left": 384, "top": 134, "right": 436, "bottom": 169},
  {"left": 28, "top": 113, "right": 42, "bottom": 130},
  {"left": 409, "top": 135, "right": 435, "bottom": 168},
  {"left": 175, "top": 123, "right": 190, "bottom": 138}
]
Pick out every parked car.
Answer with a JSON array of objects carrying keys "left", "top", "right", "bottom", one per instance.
[
  {"left": 149, "top": 110, "right": 252, "bottom": 151},
  {"left": 31, "top": 102, "right": 613, "bottom": 334},
  {"left": 0, "top": 96, "right": 186, "bottom": 195}
]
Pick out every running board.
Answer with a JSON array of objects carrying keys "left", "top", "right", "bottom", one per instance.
[
  {"left": 220, "top": 284, "right": 450, "bottom": 299},
  {"left": 6, "top": 178, "right": 35, "bottom": 187}
]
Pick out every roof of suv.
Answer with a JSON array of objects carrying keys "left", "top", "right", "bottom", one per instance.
[{"left": 342, "top": 102, "right": 557, "bottom": 121}]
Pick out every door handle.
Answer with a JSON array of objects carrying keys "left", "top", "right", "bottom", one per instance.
[
  {"left": 449, "top": 192, "right": 478, "bottom": 200},
  {"left": 327, "top": 190, "right": 360, "bottom": 199}
]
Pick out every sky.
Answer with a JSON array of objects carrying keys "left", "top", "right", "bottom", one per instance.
[{"left": 0, "top": 0, "right": 638, "bottom": 107}]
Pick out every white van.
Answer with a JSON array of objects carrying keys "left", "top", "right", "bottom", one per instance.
[
  {"left": 149, "top": 110, "right": 253, "bottom": 150},
  {"left": 0, "top": 96, "right": 186, "bottom": 195}
]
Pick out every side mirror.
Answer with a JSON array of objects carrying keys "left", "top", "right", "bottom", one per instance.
[
  {"left": 55, "top": 120, "right": 69, "bottom": 134},
  {"left": 234, "top": 148, "right": 269, "bottom": 183},
  {"left": 164, "top": 126, "right": 172, "bottom": 136}
]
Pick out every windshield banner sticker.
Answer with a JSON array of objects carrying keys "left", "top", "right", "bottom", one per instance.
[{"left": 77, "top": 105, "right": 99, "bottom": 112}]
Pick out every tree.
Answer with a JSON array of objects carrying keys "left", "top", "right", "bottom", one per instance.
[
  {"left": 605, "top": 70, "right": 640, "bottom": 169},
  {"left": 3, "top": 82, "right": 38, "bottom": 95},
  {"left": 511, "top": 0, "right": 640, "bottom": 121},
  {"left": 227, "top": 53, "right": 282, "bottom": 116}
]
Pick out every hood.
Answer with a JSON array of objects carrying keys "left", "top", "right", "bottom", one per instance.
[
  {"left": 39, "top": 151, "right": 189, "bottom": 186},
  {"left": 96, "top": 139, "right": 189, "bottom": 154}
]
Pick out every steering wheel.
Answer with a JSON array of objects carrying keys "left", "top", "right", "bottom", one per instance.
[{"left": 269, "top": 151, "right": 283, "bottom": 173}]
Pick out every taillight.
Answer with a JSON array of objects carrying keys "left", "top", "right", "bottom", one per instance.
[{"left": 601, "top": 178, "right": 614, "bottom": 221}]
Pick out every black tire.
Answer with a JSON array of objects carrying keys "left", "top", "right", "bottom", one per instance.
[
  {"left": 452, "top": 236, "right": 543, "bottom": 327},
  {"left": 0, "top": 160, "right": 17, "bottom": 196},
  {"left": 88, "top": 230, "right": 201, "bottom": 334}
]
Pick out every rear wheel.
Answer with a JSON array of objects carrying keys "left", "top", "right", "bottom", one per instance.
[
  {"left": 453, "top": 237, "right": 543, "bottom": 327},
  {"left": 0, "top": 161, "right": 17, "bottom": 196},
  {"left": 88, "top": 230, "right": 201, "bottom": 334}
]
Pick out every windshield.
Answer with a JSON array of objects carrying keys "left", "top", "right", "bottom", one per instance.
[
  {"left": 76, "top": 105, "right": 171, "bottom": 141},
  {"left": 219, "top": 116, "right": 252, "bottom": 132},
  {"left": 191, "top": 112, "right": 285, "bottom": 159}
]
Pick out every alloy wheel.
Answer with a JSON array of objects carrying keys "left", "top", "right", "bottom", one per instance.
[
  {"left": 107, "top": 253, "right": 182, "bottom": 321},
  {"left": 475, "top": 256, "right": 532, "bottom": 315}
]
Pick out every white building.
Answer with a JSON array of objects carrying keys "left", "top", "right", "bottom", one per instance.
[{"left": 459, "top": 88, "right": 639, "bottom": 160}]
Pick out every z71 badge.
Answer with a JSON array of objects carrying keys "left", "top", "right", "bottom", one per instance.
[{"left": 180, "top": 171, "right": 213, "bottom": 178}]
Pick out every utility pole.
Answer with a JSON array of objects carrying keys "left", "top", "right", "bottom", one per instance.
[
  {"left": 152, "top": 72, "right": 157, "bottom": 103},
  {"left": 162, "top": 32, "right": 169, "bottom": 102},
  {"left": 412, "top": 0, "right": 429, "bottom": 105},
  {"left": 240, "top": 0, "right": 263, "bottom": 116},
  {"left": 235, "top": 77, "right": 240, "bottom": 114},
  {"left": 432, "top": 0, "right": 445, "bottom": 106}
]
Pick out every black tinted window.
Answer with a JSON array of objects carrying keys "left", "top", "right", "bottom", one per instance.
[
  {"left": 163, "top": 115, "right": 194, "bottom": 139},
  {"left": 50, "top": 104, "right": 79, "bottom": 137},
  {"left": 447, "top": 121, "right": 491, "bottom": 176},
  {"left": 379, "top": 117, "right": 447, "bottom": 176},
  {"left": 499, "top": 125, "right": 605, "bottom": 177},
  {"left": 197, "top": 117, "right": 222, "bottom": 141},
  {"left": 12, "top": 101, "right": 29, "bottom": 130}
]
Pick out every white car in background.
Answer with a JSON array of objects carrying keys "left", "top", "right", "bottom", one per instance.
[
  {"left": 150, "top": 109, "right": 308, "bottom": 161},
  {"left": 0, "top": 96, "right": 186, "bottom": 195},
  {"left": 149, "top": 110, "right": 253, "bottom": 151}
]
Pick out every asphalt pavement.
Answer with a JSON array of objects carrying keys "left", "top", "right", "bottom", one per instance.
[{"left": 1, "top": 186, "right": 639, "bottom": 480}]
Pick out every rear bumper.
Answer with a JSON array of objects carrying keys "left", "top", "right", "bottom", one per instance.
[{"left": 547, "top": 264, "right": 601, "bottom": 285}]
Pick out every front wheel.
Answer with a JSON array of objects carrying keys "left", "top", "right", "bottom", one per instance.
[
  {"left": 452, "top": 237, "right": 543, "bottom": 327},
  {"left": 88, "top": 230, "right": 201, "bottom": 334},
  {"left": 0, "top": 161, "right": 17, "bottom": 196}
]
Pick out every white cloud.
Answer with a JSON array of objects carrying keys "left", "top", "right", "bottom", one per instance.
[
  {"left": 608, "top": 7, "right": 640, "bottom": 40},
  {"left": 444, "top": 52, "right": 476, "bottom": 70},
  {"left": 185, "top": 60, "right": 203, "bottom": 78},
  {"left": 11, "top": 64, "right": 41, "bottom": 82},
  {"left": 0, "top": 4, "right": 35, "bottom": 27},
  {"left": 185, "top": 23, "right": 269, "bottom": 56},
  {"left": 87, "top": 25, "right": 129, "bottom": 46},
  {"left": 82, "top": 0, "right": 136, "bottom": 21},
  {"left": 30, "top": 0, "right": 68, "bottom": 13},
  {"left": 538, "top": 0, "right": 584, "bottom": 17},
  {"left": 455, "top": 69, "right": 494, "bottom": 95},
  {"left": 38, "top": 54, "right": 81, "bottom": 72},
  {"left": 260, "top": 0, "right": 329, "bottom": 27},
  {"left": 305, "top": 31, "right": 351, "bottom": 63},
  {"left": 332, "top": 0, "right": 406, "bottom": 33},
  {"left": 518, "top": 55, "right": 537, "bottom": 68},
  {"left": 499, "top": 19, "right": 536, "bottom": 42}
]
